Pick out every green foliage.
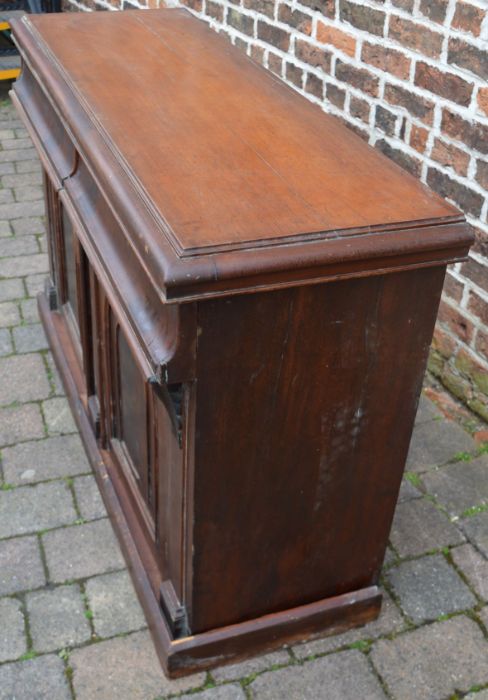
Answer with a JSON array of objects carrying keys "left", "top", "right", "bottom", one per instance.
[
  {"left": 404, "top": 472, "right": 422, "bottom": 488},
  {"left": 454, "top": 451, "right": 472, "bottom": 462},
  {"left": 348, "top": 639, "right": 371, "bottom": 651},
  {"left": 460, "top": 504, "right": 488, "bottom": 518}
]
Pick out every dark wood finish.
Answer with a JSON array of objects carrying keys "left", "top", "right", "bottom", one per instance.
[
  {"left": 11, "top": 8, "right": 473, "bottom": 677},
  {"left": 11, "top": 10, "right": 471, "bottom": 303}
]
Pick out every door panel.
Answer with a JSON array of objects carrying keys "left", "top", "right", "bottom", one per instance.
[{"left": 43, "top": 167, "right": 188, "bottom": 622}]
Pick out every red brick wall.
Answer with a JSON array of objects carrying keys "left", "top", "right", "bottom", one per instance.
[{"left": 65, "top": 0, "right": 488, "bottom": 420}]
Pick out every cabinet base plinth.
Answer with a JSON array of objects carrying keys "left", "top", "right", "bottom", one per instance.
[{"left": 39, "top": 291, "right": 382, "bottom": 678}]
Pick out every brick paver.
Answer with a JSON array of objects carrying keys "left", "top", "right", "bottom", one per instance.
[
  {"left": 2, "top": 434, "right": 90, "bottom": 485},
  {"left": 0, "top": 598, "right": 26, "bottom": 662},
  {"left": 72, "top": 474, "right": 107, "bottom": 521},
  {"left": 370, "top": 617, "right": 488, "bottom": 700},
  {"left": 42, "top": 519, "right": 125, "bottom": 583},
  {"left": 69, "top": 631, "right": 207, "bottom": 700},
  {"left": 387, "top": 553, "right": 476, "bottom": 624},
  {"left": 0, "top": 655, "right": 71, "bottom": 700},
  {"left": 211, "top": 649, "right": 291, "bottom": 682},
  {"left": 0, "top": 536, "right": 46, "bottom": 595},
  {"left": 251, "top": 650, "right": 388, "bottom": 699},
  {"left": 460, "top": 511, "right": 488, "bottom": 559},
  {"left": 26, "top": 584, "right": 92, "bottom": 653},
  {"left": 85, "top": 570, "right": 145, "bottom": 637},
  {"left": 0, "top": 96, "right": 487, "bottom": 699}
]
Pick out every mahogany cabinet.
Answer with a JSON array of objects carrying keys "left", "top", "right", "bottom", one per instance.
[{"left": 11, "top": 9, "right": 472, "bottom": 677}]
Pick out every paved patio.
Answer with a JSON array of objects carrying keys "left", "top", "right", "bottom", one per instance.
[{"left": 0, "top": 95, "right": 487, "bottom": 700}]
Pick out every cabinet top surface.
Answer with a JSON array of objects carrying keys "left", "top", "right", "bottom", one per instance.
[{"left": 19, "top": 9, "right": 459, "bottom": 257}]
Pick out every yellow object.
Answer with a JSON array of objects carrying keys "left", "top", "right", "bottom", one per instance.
[
  {"left": 0, "top": 13, "right": 22, "bottom": 81},
  {"left": 0, "top": 67, "right": 20, "bottom": 79}
]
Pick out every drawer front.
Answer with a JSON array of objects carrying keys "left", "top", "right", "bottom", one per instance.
[{"left": 14, "top": 64, "right": 77, "bottom": 185}]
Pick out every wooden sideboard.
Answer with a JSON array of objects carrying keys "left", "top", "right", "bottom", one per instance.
[{"left": 11, "top": 8, "right": 472, "bottom": 677}]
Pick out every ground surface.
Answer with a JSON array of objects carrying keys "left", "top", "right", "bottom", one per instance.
[{"left": 0, "top": 97, "right": 488, "bottom": 700}]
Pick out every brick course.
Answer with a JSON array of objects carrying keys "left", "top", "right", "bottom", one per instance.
[{"left": 64, "top": 0, "right": 488, "bottom": 420}]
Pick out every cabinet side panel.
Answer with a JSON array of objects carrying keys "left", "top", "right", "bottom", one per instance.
[{"left": 191, "top": 267, "right": 445, "bottom": 633}]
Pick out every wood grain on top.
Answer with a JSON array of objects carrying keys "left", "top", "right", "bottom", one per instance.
[{"left": 26, "top": 9, "right": 458, "bottom": 254}]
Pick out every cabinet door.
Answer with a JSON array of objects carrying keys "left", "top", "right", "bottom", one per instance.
[
  {"left": 106, "top": 313, "right": 157, "bottom": 539},
  {"left": 44, "top": 175, "right": 99, "bottom": 431},
  {"left": 104, "top": 309, "right": 188, "bottom": 611},
  {"left": 43, "top": 170, "right": 188, "bottom": 625}
]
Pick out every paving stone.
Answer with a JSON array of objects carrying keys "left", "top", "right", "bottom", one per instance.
[
  {"left": 0, "top": 148, "right": 38, "bottom": 164},
  {"left": 406, "top": 419, "right": 476, "bottom": 472},
  {"left": 46, "top": 351, "right": 64, "bottom": 395},
  {"left": 2, "top": 172, "right": 43, "bottom": 188},
  {"left": 212, "top": 649, "right": 290, "bottom": 682},
  {"left": 0, "top": 277, "right": 23, "bottom": 301},
  {"left": 0, "top": 189, "right": 13, "bottom": 205},
  {"left": 11, "top": 216, "right": 45, "bottom": 235},
  {"left": 25, "top": 272, "right": 47, "bottom": 296},
  {"left": 0, "top": 219, "right": 11, "bottom": 236},
  {"left": 0, "top": 535, "right": 46, "bottom": 595},
  {"left": 0, "top": 300, "right": 20, "bottom": 327},
  {"left": 20, "top": 297, "right": 39, "bottom": 324},
  {"left": 451, "top": 543, "right": 488, "bottom": 601},
  {"left": 0, "top": 128, "right": 15, "bottom": 139},
  {"left": 16, "top": 160, "right": 42, "bottom": 174},
  {"left": 250, "top": 649, "right": 387, "bottom": 699},
  {"left": 480, "top": 605, "right": 488, "bottom": 628},
  {"left": 14, "top": 185, "right": 43, "bottom": 202},
  {"left": 0, "top": 403, "right": 44, "bottom": 447},
  {"left": 0, "top": 353, "right": 51, "bottom": 406},
  {"left": 423, "top": 456, "right": 488, "bottom": 516},
  {"left": 387, "top": 554, "right": 476, "bottom": 623},
  {"left": 382, "top": 546, "right": 397, "bottom": 567},
  {"left": 2, "top": 434, "right": 90, "bottom": 485},
  {"left": 0, "top": 252, "right": 48, "bottom": 278},
  {"left": 389, "top": 498, "right": 465, "bottom": 557},
  {"left": 13, "top": 322, "right": 48, "bottom": 352},
  {"left": 181, "top": 687, "right": 246, "bottom": 700},
  {"left": 3, "top": 138, "right": 34, "bottom": 151},
  {"left": 0, "top": 162, "right": 14, "bottom": 177},
  {"left": 0, "top": 597, "right": 26, "bottom": 662},
  {"left": 461, "top": 511, "right": 488, "bottom": 558},
  {"left": 0, "top": 125, "right": 24, "bottom": 134},
  {"left": 293, "top": 590, "right": 404, "bottom": 659},
  {"left": 0, "top": 328, "right": 11, "bottom": 355},
  {"left": 397, "top": 477, "right": 422, "bottom": 503},
  {"left": 70, "top": 630, "right": 206, "bottom": 700},
  {"left": 74, "top": 474, "right": 107, "bottom": 521},
  {"left": 370, "top": 616, "right": 488, "bottom": 700},
  {"left": 0, "top": 193, "right": 12, "bottom": 211},
  {"left": 0, "top": 234, "right": 38, "bottom": 257},
  {"left": 42, "top": 397, "right": 77, "bottom": 436},
  {"left": 43, "top": 518, "right": 125, "bottom": 582},
  {"left": 465, "top": 691, "right": 488, "bottom": 700},
  {"left": 0, "top": 654, "right": 71, "bottom": 700},
  {"left": 0, "top": 480, "right": 77, "bottom": 538},
  {"left": 27, "top": 583, "right": 91, "bottom": 652},
  {"left": 85, "top": 570, "right": 145, "bottom": 637},
  {"left": 0, "top": 201, "right": 45, "bottom": 222}
]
